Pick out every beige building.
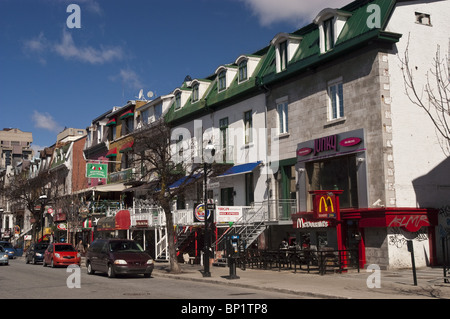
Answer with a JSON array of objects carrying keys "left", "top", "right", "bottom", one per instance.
[{"left": 0, "top": 128, "right": 33, "bottom": 169}]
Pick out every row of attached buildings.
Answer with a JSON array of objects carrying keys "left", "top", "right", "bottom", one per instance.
[{"left": 2, "top": 0, "right": 449, "bottom": 269}]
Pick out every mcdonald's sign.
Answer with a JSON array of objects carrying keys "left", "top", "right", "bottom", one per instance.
[{"left": 311, "top": 190, "right": 343, "bottom": 219}]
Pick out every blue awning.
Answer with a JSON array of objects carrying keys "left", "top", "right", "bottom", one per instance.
[
  {"left": 218, "top": 161, "right": 261, "bottom": 178},
  {"left": 168, "top": 174, "right": 201, "bottom": 189}
]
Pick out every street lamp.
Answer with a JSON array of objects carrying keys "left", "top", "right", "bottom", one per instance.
[{"left": 203, "top": 141, "right": 215, "bottom": 278}]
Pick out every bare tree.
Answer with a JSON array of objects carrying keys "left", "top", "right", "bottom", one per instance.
[
  {"left": 400, "top": 37, "right": 450, "bottom": 155},
  {"left": 2, "top": 169, "right": 53, "bottom": 242},
  {"left": 133, "top": 120, "right": 229, "bottom": 273}
]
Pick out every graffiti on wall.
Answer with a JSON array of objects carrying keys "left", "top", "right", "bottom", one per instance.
[{"left": 388, "top": 227, "right": 428, "bottom": 249}]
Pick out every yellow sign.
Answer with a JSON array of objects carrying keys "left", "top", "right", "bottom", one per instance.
[{"left": 318, "top": 195, "right": 334, "bottom": 213}]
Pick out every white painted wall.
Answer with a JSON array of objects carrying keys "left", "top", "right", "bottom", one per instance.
[{"left": 386, "top": 0, "right": 450, "bottom": 209}]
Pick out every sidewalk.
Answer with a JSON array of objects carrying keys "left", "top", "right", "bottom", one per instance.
[{"left": 152, "top": 262, "right": 450, "bottom": 299}]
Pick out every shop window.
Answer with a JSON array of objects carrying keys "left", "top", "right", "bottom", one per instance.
[{"left": 306, "top": 154, "right": 358, "bottom": 209}]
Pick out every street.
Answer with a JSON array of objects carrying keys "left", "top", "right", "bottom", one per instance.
[{"left": 0, "top": 258, "right": 303, "bottom": 300}]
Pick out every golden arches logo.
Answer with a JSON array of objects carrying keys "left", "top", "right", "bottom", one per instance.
[{"left": 318, "top": 196, "right": 334, "bottom": 213}]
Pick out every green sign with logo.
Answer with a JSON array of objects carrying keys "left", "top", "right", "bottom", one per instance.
[{"left": 86, "top": 163, "right": 108, "bottom": 179}]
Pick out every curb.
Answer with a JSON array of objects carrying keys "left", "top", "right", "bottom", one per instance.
[{"left": 151, "top": 269, "right": 349, "bottom": 299}]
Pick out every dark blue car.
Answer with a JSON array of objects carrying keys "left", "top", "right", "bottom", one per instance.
[
  {"left": 0, "top": 241, "right": 16, "bottom": 259},
  {"left": 25, "top": 243, "right": 49, "bottom": 264}
]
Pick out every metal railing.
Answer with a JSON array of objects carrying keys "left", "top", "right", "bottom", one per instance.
[{"left": 239, "top": 248, "right": 360, "bottom": 275}]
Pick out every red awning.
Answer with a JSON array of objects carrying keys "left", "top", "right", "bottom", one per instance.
[
  {"left": 115, "top": 210, "right": 131, "bottom": 230},
  {"left": 119, "top": 110, "right": 134, "bottom": 120},
  {"left": 106, "top": 148, "right": 117, "bottom": 158},
  {"left": 119, "top": 140, "right": 134, "bottom": 153},
  {"left": 106, "top": 118, "right": 116, "bottom": 126}
]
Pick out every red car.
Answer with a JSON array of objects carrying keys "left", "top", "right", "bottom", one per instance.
[{"left": 43, "top": 243, "right": 81, "bottom": 268}]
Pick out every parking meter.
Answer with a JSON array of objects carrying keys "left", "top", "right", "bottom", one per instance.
[
  {"left": 227, "top": 235, "right": 240, "bottom": 258},
  {"left": 226, "top": 235, "right": 240, "bottom": 279}
]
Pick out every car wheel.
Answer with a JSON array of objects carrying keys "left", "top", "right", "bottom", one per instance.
[
  {"left": 32, "top": 257, "right": 37, "bottom": 265},
  {"left": 51, "top": 259, "right": 55, "bottom": 268},
  {"left": 25, "top": 257, "right": 29, "bottom": 264},
  {"left": 107, "top": 264, "right": 115, "bottom": 278},
  {"left": 87, "top": 262, "right": 95, "bottom": 275},
  {"left": 144, "top": 273, "right": 151, "bottom": 278}
]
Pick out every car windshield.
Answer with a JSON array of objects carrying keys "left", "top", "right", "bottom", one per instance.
[
  {"left": 0, "top": 247, "right": 4, "bottom": 252},
  {"left": 35, "top": 244, "right": 48, "bottom": 250},
  {"left": 0, "top": 242, "right": 12, "bottom": 248},
  {"left": 54, "top": 245, "right": 75, "bottom": 252},
  {"left": 109, "top": 241, "right": 144, "bottom": 253}
]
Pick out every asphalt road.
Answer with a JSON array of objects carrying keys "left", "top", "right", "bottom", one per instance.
[{"left": 0, "top": 257, "right": 303, "bottom": 300}]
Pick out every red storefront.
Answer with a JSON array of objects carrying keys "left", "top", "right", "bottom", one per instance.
[
  {"left": 293, "top": 190, "right": 438, "bottom": 268},
  {"left": 294, "top": 129, "right": 439, "bottom": 269}
]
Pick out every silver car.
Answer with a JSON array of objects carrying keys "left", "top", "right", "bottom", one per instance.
[{"left": 0, "top": 246, "right": 9, "bottom": 265}]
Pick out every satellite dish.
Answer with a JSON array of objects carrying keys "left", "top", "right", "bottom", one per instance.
[
  {"left": 147, "top": 91, "right": 154, "bottom": 99},
  {"left": 138, "top": 89, "right": 144, "bottom": 100}
]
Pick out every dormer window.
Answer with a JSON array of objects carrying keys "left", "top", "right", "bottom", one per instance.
[
  {"left": 218, "top": 70, "right": 226, "bottom": 92},
  {"left": 238, "top": 60, "right": 248, "bottom": 82},
  {"left": 314, "top": 8, "right": 351, "bottom": 54},
  {"left": 175, "top": 92, "right": 181, "bottom": 110},
  {"left": 192, "top": 84, "right": 199, "bottom": 103},
  {"left": 270, "top": 33, "right": 302, "bottom": 73},
  {"left": 323, "top": 18, "right": 335, "bottom": 51},
  {"left": 279, "top": 40, "right": 288, "bottom": 71}
]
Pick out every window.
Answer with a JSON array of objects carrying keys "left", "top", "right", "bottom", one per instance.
[
  {"left": 238, "top": 60, "right": 248, "bottom": 82},
  {"left": 175, "top": 92, "right": 181, "bottom": 110},
  {"left": 328, "top": 80, "right": 344, "bottom": 120},
  {"left": 219, "top": 117, "right": 229, "bottom": 162},
  {"left": 306, "top": 154, "right": 358, "bottom": 209},
  {"left": 109, "top": 125, "right": 116, "bottom": 141},
  {"left": 154, "top": 103, "right": 162, "bottom": 120},
  {"left": 244, "top": 110, "right": 253, "bottom": 144},
  {"left": 192, "top": 84, "right": 199, "bottom": 102},
  {"left": 277, "top": 101, "right": 289, "bottom": 134},
  {"left": 415, "top": 12, "right": 431, "bottom": 26},
  {"left": 218, "top": 71, "right": 226, "bottom": 92},
  {"left": 323, "top": 18, "right": 335, "bottom": 51},
  {"left": 279, "top": 40, "right": 288, "bottom": 71},
  {"left": 123, "top": 116, "right": 134, "bottom": 135}
]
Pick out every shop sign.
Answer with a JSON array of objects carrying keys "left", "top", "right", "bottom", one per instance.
[
  {"left": 57, "top": 223, "right": 67, "bottom": 231},
  {"left": 296, "top": 129, "right": 365, "bottom": 161},
  {"left": 216, "top": 206, "right": 243, "bottom": 223},
  {"left": 86, "top": 163, "right": 108, "bottom": 179},
  {"left": 313, "top": 192, "right": 341, "bottom": 219},
  {"left": 136, "top": 220, "right": 149, "bottom": 228},
  {"left": 295, "top": 218, "right": 330, "bottom": 229},
  {"left": 387, "top": 214, "right": 430, "bottom": 232},
  {"left": 193, "top": 203, "right": 212, "bottom": 223},
  {"left": 314, "top": 135, "right": 337, "bottom": 155}
]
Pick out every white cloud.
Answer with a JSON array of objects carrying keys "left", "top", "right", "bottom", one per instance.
[
  {"left": 23, "top": 30, "right": 124, "bottom": 65},
  {"left": 53, "top": 30, "right": 124, "bottom": 64},
  {"left": 238, "top": 0, "right": 352, "bottom": 26},
  {"left": 31, "top": 110, "right": 64, "bottom": 133},
  {"left": 109, "top": 68, "right": 145, "bottom": 91}
]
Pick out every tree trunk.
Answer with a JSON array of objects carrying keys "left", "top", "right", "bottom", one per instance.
[{"left": 162, "top": 201, "right": 181, "bottom": 274}]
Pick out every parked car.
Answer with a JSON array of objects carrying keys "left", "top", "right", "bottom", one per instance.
[
  {"left": 43, "top": 243, "right": 80, "bottom": 268},
  {"left": 0, "top": 246, "right": 9, "bottom": 265},
  {"left": 0, "top": 241, "right": 16, "bottom": 259},
  {"left": 25, "top": 243, "right": 49, "bottom": 264},
  {"left": 86, "top": 239, "right": 154, "bottom": 278}
]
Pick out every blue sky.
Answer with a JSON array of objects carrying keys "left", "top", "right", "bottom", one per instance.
[{"left": 0, "top": 0, "right": 350, "bottom": 152}]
